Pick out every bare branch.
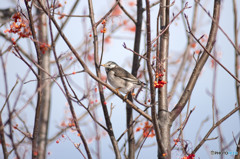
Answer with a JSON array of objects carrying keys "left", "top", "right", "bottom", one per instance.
[
  {"left": 171, "top": 0, "right": 221, "bottom": 122},
  {"left": 151, "top": 2, "right": 190, "bottom": 45},
  {"left": 195, "top": 0, "right": 240, "bottom": 55},
  {"left": 232, "top": 0, "right": 240, "bottom": 108},
  {"left": 192, "top": 105, "right": 240, "bottom": 154},
  {"left": 0, "top": 79, "right": 18, "bottom": 114},
  {"left": 94, "top": 0, "right": 120, "bottom": 27},
  {"left": 168, "top": 0, "right": 199, "bottom": 102},
  {"left": 123, "top": 42, "right": 148, "bottom": 60},
  {"left": 185, "top": 14, "right": 240, "bottom": 83},
  {"left": 145, "top": 0, "right": 163, "bottom": 156},
  {"left": 54, "top": 0, "right": 82, "bottom": 43},
  {"left": 118, "top": 1, "right": 136, "bottom": 24},
  {"left": 37, "top": 0, "right": 152, "bottom": 121}
]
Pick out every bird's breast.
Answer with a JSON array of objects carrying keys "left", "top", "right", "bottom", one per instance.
[{"left": 107, "top": 71, "right": 119, "bottom": 88}]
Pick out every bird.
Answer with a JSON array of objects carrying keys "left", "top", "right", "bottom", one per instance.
[
  {"left": 0, "top": 8, "right": 16, "bottom": 24},
  {"left": 101, "top": 61, "right": 146, "bottom": 96}
]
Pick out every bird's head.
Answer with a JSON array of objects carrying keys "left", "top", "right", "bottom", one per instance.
[{"left": 101, "top": 61, "right": 118, "bottom": 69}]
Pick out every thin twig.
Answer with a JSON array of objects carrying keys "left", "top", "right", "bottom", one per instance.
[
  {"left": 151, "top": 2, "right": 191, "bottom": 45},
  {"left": 123, "top": 42, "right": 148, "bottom": 60},
  {"left": 1, "top": 40, "right": 20, "bottom": 159},
  {"left": 171, "top": 0, "right": 221, "bottom": 124},
  {"left": 168, "top": 0, "right": 199, "bottom": 103},
  {"left": 12, "top": 47, "right": 38, "bottom": 78},
  {"left": 118, "top": 1, "right": 136, "bottom": 24},
  {"left": 171, "top": 106, "right": 196, "bottom": 137},
  {"left": 99, "top": 22, "right": 105, "bottom": 65},
  {"left": 195, "top": 0, "right": 240, "bottom": 55},
  {"left": 66, "top": 135, "right": 87, "bottom": 159},
  {"left": 136, "top": 127, "right": 153, "bottom": 159},
  {"left": 117, "top": 107, "right": 149, "bottom": 142},
  {"left": 54, "top": 13, "right": 89, "bottom": 17},
  {"left": 94, "top": 0, "right": 120, "bottom": 27},
  {"left": 48, "top": 94, "right": 113, "bottom": 143},
  {"left": 185, "top": 14, "right": 240, "bottom": 83},
  {"left": 142, "top": 0, "right": 175, "bottom": 11},
  {"left": 88, "top": 0, "right": 121, "bottom": 157},
  {"left": 24, "top": 70, "right": 84, "bottom": 84},
  {"left": 47, "top": 3, "right": 93, "bottom": 157},
  {"left": 206, "top": 137, "right": 218, "bottom": 141},
  {"left": 145, "top": 0, "right": 163, "bottom": 155},
  {"left": 63, "top": 71, "right": 108, "bottom": 132},
  {"left": 194, "top": 116, "right": 209, "bottom": 147},
  {"left": 0, "top": 79, "right": 18, "bottom": 114},
  {"left": 0, "top": 113, "right": 8, "bottom": 158},
  {"left": 193, "top": 106, "right": 240, "bottom": 154},
  {"left": 37, "top": 0, "right": 152, "bottom": 121},
  {"left": 13, "top": 126, "right": 32, "bottom": 139},
  {"left": 54, "top": 0, "right": 82, "bottom": 43},
  {"left": 8, "top": 136, "right": 26, "bottom": 156},
  {"left": 232, "top": 0, "right": 240, "bottom": 109},
  {"left": 232, "top": 132, "right": 240, "bottom": 148},
  {"left": 171, "top": 106, "right": 196, "bottom": 150}
]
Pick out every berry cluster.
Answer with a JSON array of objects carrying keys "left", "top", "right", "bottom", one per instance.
[{"left": 4, "top": 12, "right": 32, "bottom": 39}]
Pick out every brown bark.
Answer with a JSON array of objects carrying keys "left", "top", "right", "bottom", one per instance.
[
  {"left": 36, "top": 1, "right": 51, "bottom": 158},
  {"left": 126, "top": 0, "right": 143, "bottom": 158},
  {"left": 171, "top": 0, "right": 221, "bottom": 123},
  {"left": 158, "top": 0, "right": 171, "bottom": 158}
]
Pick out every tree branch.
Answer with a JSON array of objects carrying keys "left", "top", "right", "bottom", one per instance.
[
  {"left": 48, "top": 7, "right": 92, "bottom": 156},
  {"left": 171, "top": 0, "right": 221, "bottom": 122},
  {"left": 232, "top": 0, "right": 240, "bottom": 108},
  {"left": 88, "top": 0, "right": 121, "bottom": 158},
  {"left": 195, "top": 0, "right": 240, "bottom": 55},
  {"left": 37, "top": 0, "right": 152, "bottom": 122},
  {"left": 157, "top": 0, "right": 171, "bottom": 157},
  {"left": 192, "top": 105, "right": 240, "bottom": 154},
  {"left": 145, "top": 0, "right": 163, "bottom": 156},
  {"left": 168, "top": 1, "right": 199, "bottom": 102}
]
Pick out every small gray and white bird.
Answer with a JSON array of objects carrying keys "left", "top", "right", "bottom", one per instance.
[
  {"left": 0, "top": 8, "right": 16, "bottom": 24},
  {"left": 101, "top": 61, "right": 146, "bottom": 94}
]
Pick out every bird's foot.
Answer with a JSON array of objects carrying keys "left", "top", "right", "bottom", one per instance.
[
  {"left": 115, "top": 88, "right": 120, "bottom": 94},
  {"left": 123, "top": 91, "right": 130, "bottom": 102}
]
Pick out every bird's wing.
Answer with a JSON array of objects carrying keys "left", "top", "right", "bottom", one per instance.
[{"left": 112, "top": 67, "right": 141, "bottom": 84}]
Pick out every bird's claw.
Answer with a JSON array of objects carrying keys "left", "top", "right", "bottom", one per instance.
[
  {"left": 115, "top": 88, "right": 120, "bottom": 94},
  {"left": 123, "top": 91, "right": 130, "bottom": 102},
  {"left": 123, "top": 94, "right": 128, "bottom": 101}
]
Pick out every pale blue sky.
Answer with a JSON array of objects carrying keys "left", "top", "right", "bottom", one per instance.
[{"left": 0, "top": 0, "right": 240, "bottom": 158}]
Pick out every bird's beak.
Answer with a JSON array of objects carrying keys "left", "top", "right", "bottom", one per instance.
[{"left": 101, "top": 64, "right": 105, "bottom": 67}]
